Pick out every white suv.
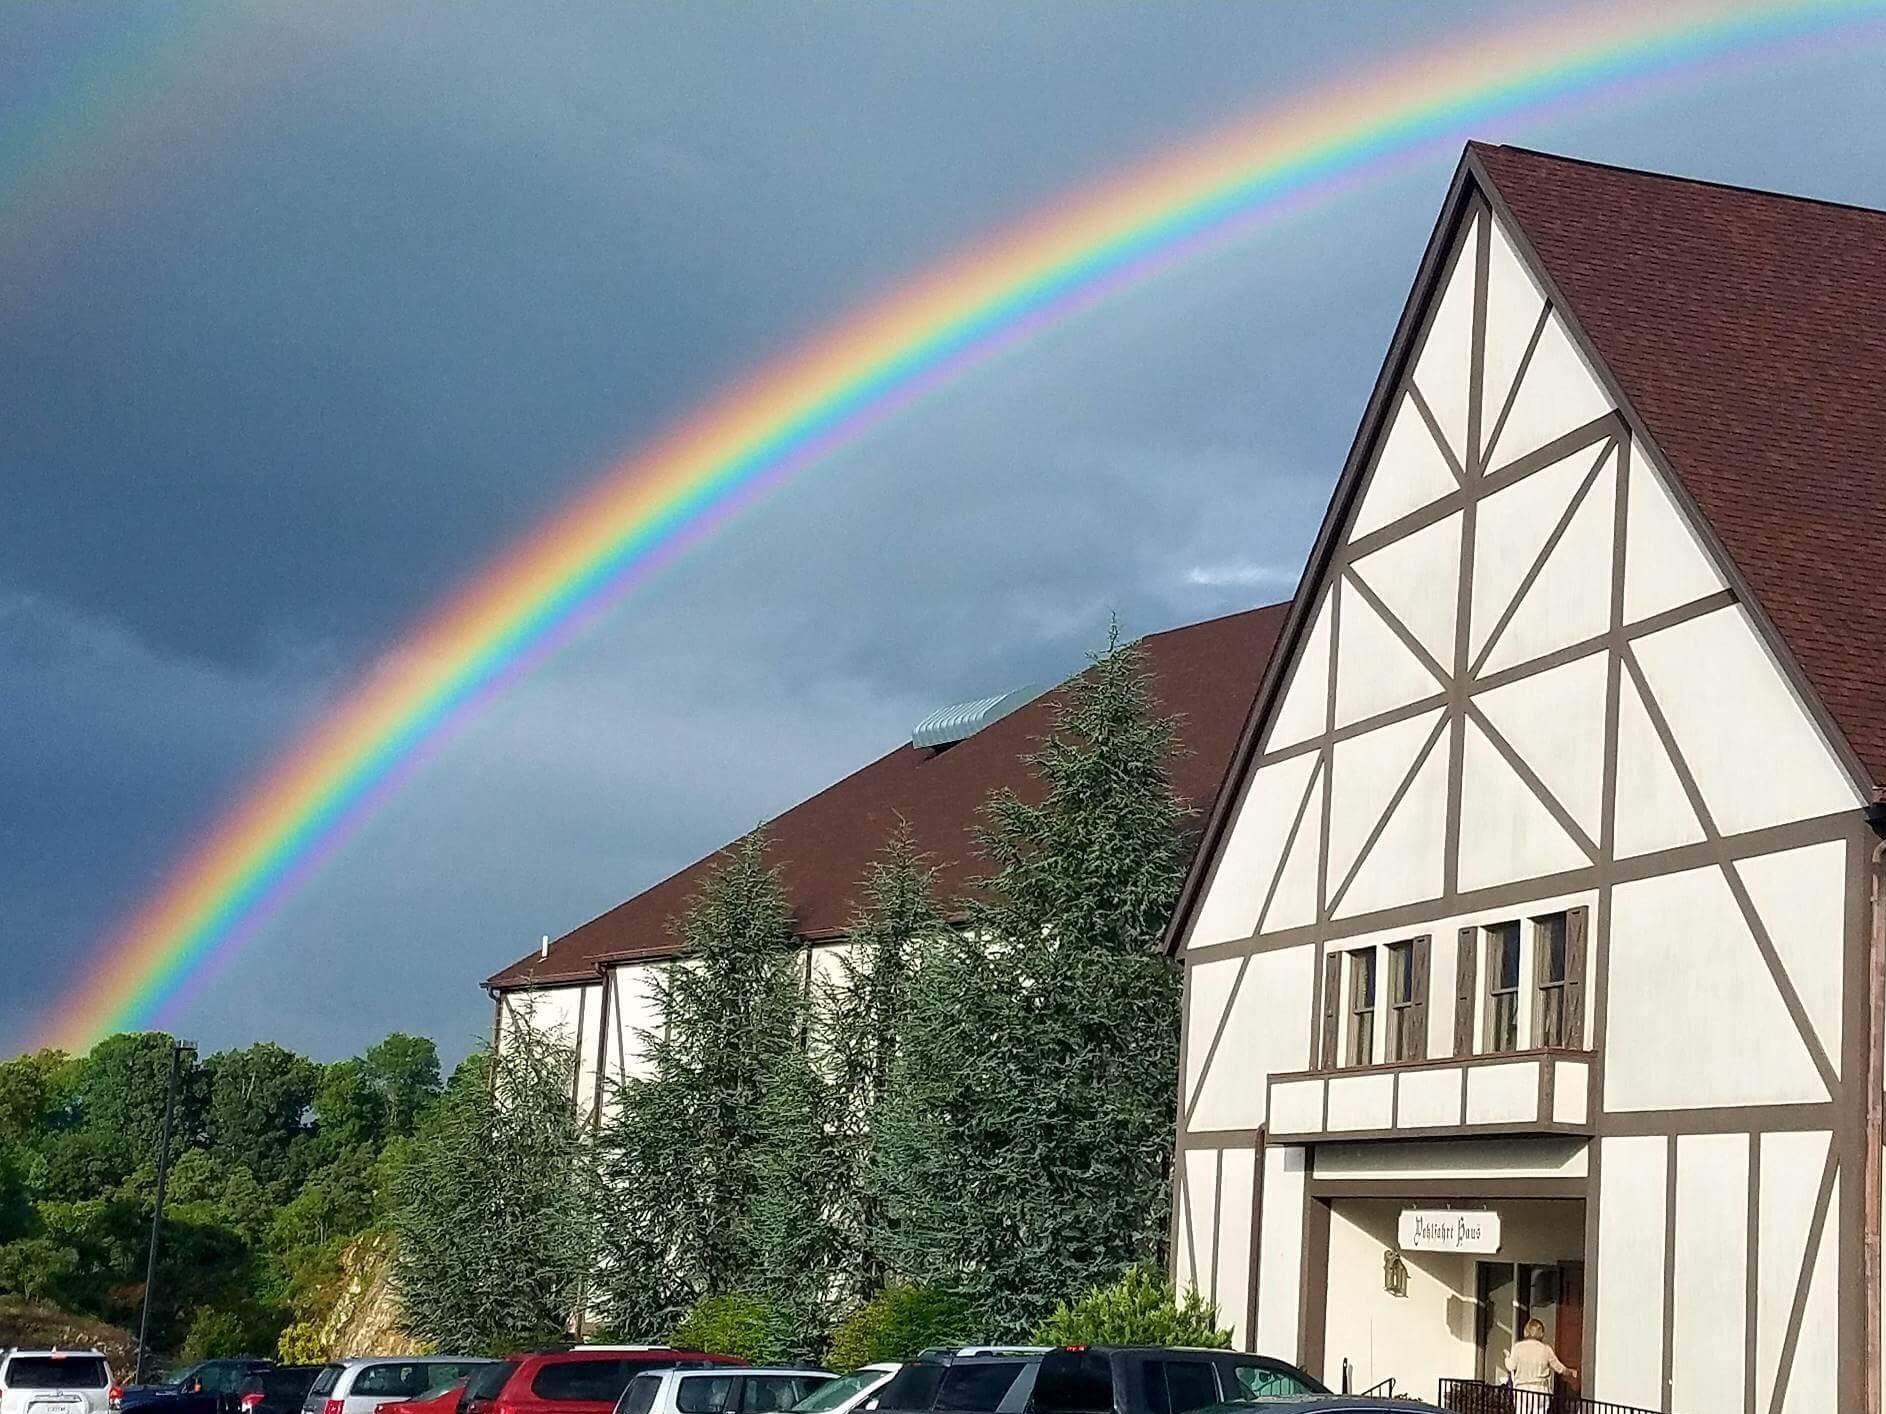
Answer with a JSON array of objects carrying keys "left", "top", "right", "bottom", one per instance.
[
  {"left": 0, "top": 1350, "right": 116, "bottom": 1414},
  {"left": 616, "top": 1370, "right": 833, "bottom": 1414}
]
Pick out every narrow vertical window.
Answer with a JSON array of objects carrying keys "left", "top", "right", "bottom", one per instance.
[
  {"left": 1386, "top": 937, "right": 1430, "bottom": 1062},
  {"left": 1485, "top": 921, "right": 1521, "bottom": 1053},
  {"left": 1348, "top": 949, "right": 1376, "bottom": 1067},
  {"left": 1534, "top": 912, "right": 1569, "bottom": 1048}
]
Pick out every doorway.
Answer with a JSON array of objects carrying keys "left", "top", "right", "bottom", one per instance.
[{"left": 1476, "top": 1261, "right": 1584, "bottom": 1385}]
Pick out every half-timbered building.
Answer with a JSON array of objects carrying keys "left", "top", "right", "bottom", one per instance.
[{"left": 1167, "top": 144, "right": 1886, "bottom": 1412}]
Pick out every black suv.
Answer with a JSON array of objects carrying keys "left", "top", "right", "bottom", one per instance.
[
  {"left": 869, "top": 1349, "right": 1047, "bottom": 1414},
  {"left": 1029, "top": 1347, "right": 1325, "bottom": 1414}
]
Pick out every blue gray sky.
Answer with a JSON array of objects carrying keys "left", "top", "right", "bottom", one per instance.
[{"left": 5, "top": 2, "right": 1884, "bottom": 1060}]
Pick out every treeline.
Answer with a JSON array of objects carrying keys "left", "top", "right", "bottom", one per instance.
[
  {"left": 0, "top": 1029, "right": 448, "bottom": 1358},
  {"left": 394, "top": 631, "right": 1214, "bottom": 1361}
]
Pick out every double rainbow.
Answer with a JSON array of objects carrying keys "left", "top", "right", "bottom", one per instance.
[{"left": 40, "top": 0, "right": 1886, "bottom": 1051}]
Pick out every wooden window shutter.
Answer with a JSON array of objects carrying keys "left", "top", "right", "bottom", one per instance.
[
  {"left": 1320, "top": 952, "right": 1341, "bottom": 1070},
  {"left": 1566, "top": 906, "right": 1590, "bottom": 1049},
  {"left": 1454, "top": 927, "right": 1477, "bottom": 1056},
  {"left": 1410, "top": 934, "right": 1431, "bottom": 1061}
]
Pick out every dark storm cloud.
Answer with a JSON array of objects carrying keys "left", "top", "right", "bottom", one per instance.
[{"left": 5, "top": 1, "right": 1885, "bottom": 1057}]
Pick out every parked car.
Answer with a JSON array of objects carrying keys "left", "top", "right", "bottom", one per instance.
[
  {"left": 1036, "top": 1347, "right": 1326, "bottom": 1414},
  {"left": 1026, "top": 1348, "right": 1326, "bottom": 1414},
  {"left": 121, "top": 1361, "right": 277, "bottom": 1414},
  {"left": 236, "top": 1369, "right": 323, "bottom": 1414},
  {"left": 870, "top": 1349, "right": 1047, "bottom": 1414},
  {"left": 303, "top": 1361, "right": 495, "bottom": 1414},
  {"left": 367, "top": 1364, "right": 502, "bottom": 1414},
  {"left": 461, "top": 1348, "right": 747, "bottom": 1414},
  {"left": 786, "top": 1367, "right": 897, "bottom": 1414},
  {"left": 616, "top": 1369, "right": 832, "bottom": 1414},
  {"left": 0, "top": 1348, "right": 116, "bottom": 1414}
]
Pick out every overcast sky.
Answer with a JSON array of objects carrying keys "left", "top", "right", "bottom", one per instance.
[{"left": 5, "top": 2, "right": 1884, "bottom": 1061}]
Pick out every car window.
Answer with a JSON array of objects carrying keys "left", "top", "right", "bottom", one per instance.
[
  {"left": 738, "top": 1379, "right": 826, "bottom": 1414},
  {"left": 617, "top": 1375, "right": 663, "bottom": 1414},
  {"left": 1159, "top": 1366, "right": 1214, "bottom": 1414},
  {"left": 532, "top": 1363, "right": 645, "bottom": 1404},
  {"left": 789, "top": 1371, "right": 882, "bottom": 1414},
  {"left": 353, "top": 1365, "right": 436, "bottom": 1399},
  {"left": 873, "top": 1365, "right": 943, "bottom": 1414},
  {"left": 675, "top": 1377, "right": 735, "bottom": 1414},
  {"left": 424, "top": 1368, "right": 489, "bottom": 1395},
  {"left": 464, "top": 1365, "right": 517, "bottom": 1403},
  {"left": 3, "top": 1357, "right": 112, "bottom": 1389},
  {"left": 1028, "top": 1353, "right": 1108, "bottom": 1414},
  {"left": 203, "top": 1366, "right": 254, "bottom": 1396},
  {"left": 1222, "top": 1363, "right": 1317, "bottom": 1400},
  {"left": 311, "top": 1368, "right": 347, "bottom": 1399},
  {"left": 931, "top": 1367, "right": 1018, "bottom": 1414}
]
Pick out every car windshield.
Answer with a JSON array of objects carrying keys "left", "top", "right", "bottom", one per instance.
[
  {"left": 168, "top": 1366, "right": 206, "bottom": 1391},
  {"left": 791, "top": 1372, "right": 883, "bottom": 1414},
  {"left": 5, "top": 1358, "right": 111, "bottom": 1389}
]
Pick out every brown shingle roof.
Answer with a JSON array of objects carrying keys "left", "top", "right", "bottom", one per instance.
[
  {"left": 1471, "top": 143, "right": 1886, "bottom": 786},
  {"left": 488, "top": 604, "right": 1289, "bottom": 988}
]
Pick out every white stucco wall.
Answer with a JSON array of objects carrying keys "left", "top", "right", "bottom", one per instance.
[{"left": 1254, "top": 1145, "right": 1308, "bottom": 1360}]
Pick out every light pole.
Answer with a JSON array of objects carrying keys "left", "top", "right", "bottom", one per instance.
[{"left": 135, "top": 1038, "right": 196, "bottom": 1384}]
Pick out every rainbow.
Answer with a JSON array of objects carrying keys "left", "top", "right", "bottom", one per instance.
[{"left": 38, "top": 0, "right": 1886, "bottom": 1052}]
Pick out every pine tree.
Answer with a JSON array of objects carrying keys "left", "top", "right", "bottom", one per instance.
[
  {"left": 880, "top": 624, "right": 1192, "bottom": 1337},
  {"left": 825, "top": 821, "right": 942, "bottom": 1300},
  {"left": 594, "top": 829, "right": 808, "bottom": 1335},
  {"left": 389, "top": 1023, "right": 598, "bottom": 1353}
]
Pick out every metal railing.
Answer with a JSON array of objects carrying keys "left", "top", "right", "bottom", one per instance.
[{"left": 1437, "top": 1379, "right": 1661, "bottom": 1414}]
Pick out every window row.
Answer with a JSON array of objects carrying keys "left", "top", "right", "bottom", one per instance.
[{"left": 1317, "top": 907, "right": 1587, "bottom": 1070}]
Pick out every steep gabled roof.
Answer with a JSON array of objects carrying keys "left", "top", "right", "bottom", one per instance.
[
  {"left": 1472, "top": 142, "right": 1886, "bottom": 787},
  {"left": 489, "top": 603, "right": 1288, "bottom": 988},
  {"left": 1166, "top": 142, "right": 1886, "bottom": 952}
]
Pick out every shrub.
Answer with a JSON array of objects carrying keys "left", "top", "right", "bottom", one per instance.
[
  {"left": 1031, "top": 1267, "right": 1228, "bottom": 1349},
  {"left": 667, "top": 1293, "right": 790, "bottom": 1364},
  {"left": 179, "top": 1306, "right": 250, "bottom": 1361},
  {"left": 826, "top": 1283, "right": 973, "bottom": 1371}
]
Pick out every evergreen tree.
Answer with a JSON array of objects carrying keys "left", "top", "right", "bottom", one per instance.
[
  {"left": 744, "top": 1036, "right": 841, "bottom": 1360},
  {"left": 881, "top": 625, "right": 1192, "bottom": 1337},
  {"left": 594, "top": 830, "right": 805, "bottom": 1336},
  {"left": 389, "top": 1024, "right": 597, "bottom": 1354},
  {"left": 823, "top": 823, "right": 942, "bottom": 1300}
]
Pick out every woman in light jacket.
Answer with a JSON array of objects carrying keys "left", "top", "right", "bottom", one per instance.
[{"left": 1505, "top": 1317, "right": 1576, "bottom": 1395}]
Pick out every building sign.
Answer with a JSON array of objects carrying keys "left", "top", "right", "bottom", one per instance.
[{"left": 1398, "top": 1207, "right": 1502, "bottom": 1253}]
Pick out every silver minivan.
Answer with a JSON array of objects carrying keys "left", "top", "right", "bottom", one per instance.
[
  {"left": 303, "top": 1363, "right": 492, "bottom": 1414},
  {"left": 0, "top": 1350, "right": 116, "bottom": 1414}
]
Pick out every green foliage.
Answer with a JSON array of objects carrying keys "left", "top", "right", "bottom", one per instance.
[
  {"left": 667, "top": 1293, "right": 791, "bottom": 1364},
  {"left": 880, "top": 627, "right": 1190, "bottom": 1336},
  {"left": 313, "top": 1062, "right": 387, "bottom": 1153},
  {"left": 179, "top": 1305, "right": 251, "bottom": 1360},
  {"left": 1031, "top": 1266, "right": 1228, "bottom": 1349},
  {"left": 825, "top": 1283, "right": 972, "bottom": 1370},
  {"left": 360, "top": 1036, "right": 443, "bottom": 1138},
  {"left": 594, "top": 831, "right": 804, "bottom": 1335},
  {"left": 0, "top": 1237, "right": 80, "bottom": 1303},
  {"left": 744, "top": 1040, "right": 842, "bottom": 1361},
  {"left": 390, "top": 1023, "right": 597, "bottom": 1354},
  {"left": 0, "top": 1028, "right": 441, "bottom": 1361},
  {"left": 822, "top": 824, "right": 939, "bottom": 1302},
  {"left": 205, "top": 1044, "right": 320, "bottom": 1193}
]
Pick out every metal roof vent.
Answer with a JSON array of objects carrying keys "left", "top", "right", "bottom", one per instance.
[{"left": 911, "top": 685, "right": 1045, "bottom": 750}]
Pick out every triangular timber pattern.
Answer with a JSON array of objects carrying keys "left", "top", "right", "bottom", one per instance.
[{"left": 1181, "top": 191, "right": 1862, "bottom": 1113}]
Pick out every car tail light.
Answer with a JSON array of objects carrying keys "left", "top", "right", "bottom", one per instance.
[
  {"left": 325, "top": 1400, "right": 346, "bottom": 1414},
  {"left": 109, "top": 1387, "right": 124, "bottom": 1412},
  {"left": 240, "top": 1396, "right": 262, "bottom": 1412}
]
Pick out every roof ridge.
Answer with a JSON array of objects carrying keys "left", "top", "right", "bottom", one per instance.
[{"left": 1471, "top": 141, "right": 1886, "bottom": 221}]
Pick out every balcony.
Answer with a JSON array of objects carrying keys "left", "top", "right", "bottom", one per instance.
[{"left": 1266, "top": 1048, "right": 1594, "bottom": 1144}]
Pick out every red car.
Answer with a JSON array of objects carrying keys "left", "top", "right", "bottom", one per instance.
[{"left": 404, "top": 1350, "right": 743, "bottom": 1414}]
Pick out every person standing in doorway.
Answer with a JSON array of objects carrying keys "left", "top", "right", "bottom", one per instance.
[{"left": 1505, "top": 1317, "right": 1576, "bottom": 1397}]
